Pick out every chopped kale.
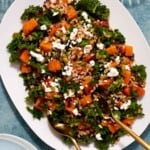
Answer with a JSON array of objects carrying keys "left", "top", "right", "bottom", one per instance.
[
  {"left": 131, "top": 89, "right": 138, "bottom": 97},
  {"left": 91, "top": 62, "right": 104, "bottom": 84},
  {"left": 94, "top": 27, "right": 125, "bottom": 47},
  {"left": 78, "top": 38, "right": 90, "bottom": 47},
  {"left": 94, "top": 128, "right": 110, "bottom": 150},
  {"left": 30, "top": 29, "right": 46, "bottom": 41},
  {"left": 59, "top": 80, "right": 68, "bottom": 93},
  {"left": 25, "top": 86, "right": 44, "bottom": 104},
  {"left": 77, "top": 0, "right": 100, "bottom": 14},
  {"left": 131, "top": 65, "right": 147, "bottom": 83},
  {"left": 96, "top": 50, "right": 109, "bottom": 60},
  {"left": 7, "top": 32, "right": 23, "bottom": 62},
  {"left": 95, "top": 4, "right": 110, "bottom": 20},
  {"left": 113, "top": 29, "right": 125, "bottom": 44},
  {"left": 27, "top": 107, "right": 43, "bottom": 119},
  {"left": 59, "top": 80, "right": 80, "bottom": 93},
  {"left": 21, "top": 5, "right": 43, "bottom": 21},
  {"left": 76, "top": 0, "right": 109, "bottom": 20},
  {"left": 82, "top": 103, "right": 102, "bottom": 118},
  {"left": 7, "top": 31, "right": 40, "bottom": 63},
  {"left": 68, "top": 82, "right": 80, "bottom": 93},
  {"left": 113, "top": 110, "right": 121, "bottom": 120},
  {"left": 39, "top": 9, "right": 61, "bottom": 24},
  {"left": 38, "top": 15, "right": 51, "bottom": 27},
  {"left": 126, "top": 99, "right": 144, "bottom": 117},
  {"left": 77, "top": 135, "right": 94, "bottom": 144},
  {"left": 108, "top": 78, "right": 122, "bottom": 93}
]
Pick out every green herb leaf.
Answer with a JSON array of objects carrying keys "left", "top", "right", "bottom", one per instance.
[
  {"left": 21, "top": 5, "right": 42, "bottom": 21},
  {"left": 131, "top": 65, "right": 147, "bottom": 83},
  {"left": 27, "top": 107, "right": 43, "bottom": 119},
  {"left": 96, "top": 50, "right": 109, "bottom": 60},
  {"left": 108, "top": 78, "right": 122, "bottom": 93},
  {"left": 77, "top": 0, "right": 109, "bottom": 20}
]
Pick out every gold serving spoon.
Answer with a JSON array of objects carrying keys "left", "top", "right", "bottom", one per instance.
[
  {"left": 98, "top": 98, "right": 150, "bottom": 150},
  {"left": 47, "top": 113, "right": 81, "bottom": 150}
]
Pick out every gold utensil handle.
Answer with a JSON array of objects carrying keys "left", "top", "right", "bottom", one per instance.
[
  {"left": 70, "top": 137, "right": 81, "bottom": 150},
  {"left": 113, "top": 116, "right": 150, "bottom": 150}
]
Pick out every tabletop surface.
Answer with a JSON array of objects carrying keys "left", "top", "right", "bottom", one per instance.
[{"left": 0, "top": 0, "right": 150, "bottom": 150}]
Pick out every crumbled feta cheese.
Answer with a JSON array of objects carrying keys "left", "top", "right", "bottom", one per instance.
[
  {"left": 86, "top": 24, "right": 92, "bottom": 28},
  {"left": 87, "top": 19, "right": 91, "bottom": 23},
  {"left": 104, "top": 62, "right": 111, "bottom": 68},
  {"left": 77, "top": 85, "right": 84, "bottom": 94},
  {"left": 83, "top": 23, "right": 88, "bottom": 30},
  {"left": 103, "top": 115, "right": 111, "bottom": 120},
  {"left": 115, "top": 56, "right": 120, "bottom": 64},
  {"left": 89, "top": 60, "right": 95, "bottom": 66},
  {"left": 52, "top": 11, "right": 59, "bottom": 16},
  {"left": 54, "top": 78, "right": 59, "bottom": 82},
  {"left": 72, "top": 108, "right": 79, "bottom": 116},
  {"left": 52, "top": 41, "right": 66, "bottom": 50},
  {"left": 76, "top": 37, "right": 82, "bottom": 43},
  {"left": 120, "top": 100, "right": 131, "bottom": 110},
  {"left": 50, "top": 81, "right": 60, "bottom": 92},
  {"left": 62, "top": 63, "right": 73, "bottom": 76},
  {"left": 114, "top": 106, "right": 119, "bottom": 110},
  {"left": 35, "top": 48, "right": 41, "bottom": 52},
  {"left": 42, "top": 80, "right": 60, "bottom": 93},
  {"left": 70, "top": 28, "right": 78, "bottom": 40},
  {"left": 84, "top": 31, "right": 93, "bottom": 37},
  {"left": 40, "top": 25, "right": 47, "bottom": 31},
  {"left": 96, "top": 43, "right": 104, "bottom": 49},
  {"left": 30, "top": 51, "right": 45, "bottom": 62},
  {"left": 94, "top": 98, "right": 99, "bottom": 101},
  {"left": 64, "top": 89, "right": 75, "bottom": 99},
  {"left": 42, "top": 82, "right": 52, "bottom": 92},
  {"left": 80, "top": 85, "right": 84, "bottom": 90},
  {"left": 47, "top": 110, "right": 52, "bottom": 115},
  {"left": 84, "top": 45, "right": 92, "bottom": 54},
  {"left": 83, "top": 23, "right": 92, "bottom": 30},
  {"left": 71, "top": 40, "right": 77, "bottom": 45},
  {"left": 41, "top": 69, "right": 46, "bottom": 74},
  {"left": 98, "top": 124, "right": 103, "bottom": 128},
  {"left": 124, "top": 65, "right": 130, "bottom": 70},
  {"left": 81, "top": 11, "right": 88, "bottom": 20},
  {"left": 50, "top": 82, "right": 59, "bottom": 87},
  {"left": 81, "top": 11, "right": 91, "bottom": 23},
  {"left": 107, "top": 67, "right": 119, "bottom": 77},
  {"left": 61, "top": 26, "right": 67, "bottom": 33},
  {"left": 95, "top": 133, "right": 102, "bottom": 141}
]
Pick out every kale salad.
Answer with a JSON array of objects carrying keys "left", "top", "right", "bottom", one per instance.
[{"left": 7, "top": 0, "right": 147, "bottom": 149}]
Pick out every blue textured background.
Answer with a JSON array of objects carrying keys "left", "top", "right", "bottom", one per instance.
[{"left": 0, "top": 0, "right": 150, "bottom": 150}]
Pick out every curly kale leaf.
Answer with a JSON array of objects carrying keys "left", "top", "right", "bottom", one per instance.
[
  {"left": 94, "top": 27, "right": 125, "bottom": 47},
  {"left": 131, "top": 65, "right": 147, "bottom": 83},
  {"left": 108, "top": 78, "right": 122, "bottom": 93},
  {"left": 27, "top": 107, "right": 43, "bottom": 119},
  {"left": 7, "top": 31, "right": 40, "bottom": 63},
  {"left": 77, "top": 0, "right": 99, "bottom": 14},
  {"left": 38, "top": 9, "right": 61, "bottom": 26},
  {"left": 7, "top": 32, "right": 23, "bottom": 62},
  {"left": 21, "top": 5, "right": 43, "bottom": 21},
  {"left": 76, "top": 0, "right": 109, "bottom": 20},
  {"left": 113, "top": 29, "right": 125, "bottom": 44},
  {"left": 95, "top": 4, "right": 110, "bottom": 20}
]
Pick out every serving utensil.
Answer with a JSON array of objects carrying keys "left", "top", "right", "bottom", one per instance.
[
  {"left": 47, "top": 113, "right": 81, "bottom": 150},
  {"left": 98, "top": 98, "right": 150, "bottom": 150}
]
